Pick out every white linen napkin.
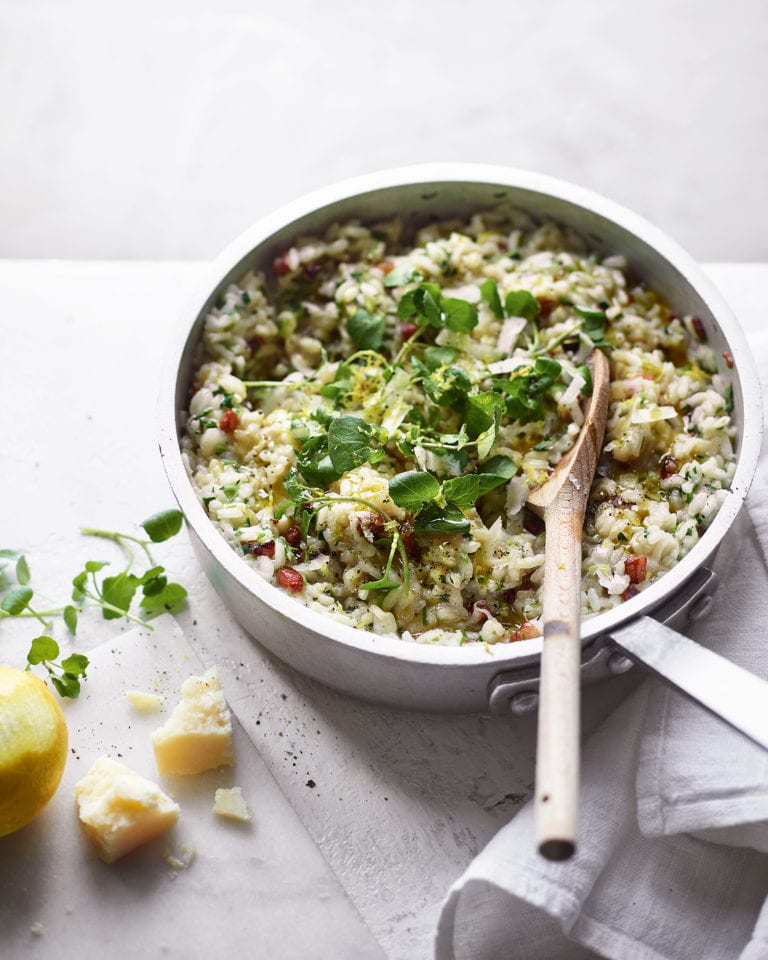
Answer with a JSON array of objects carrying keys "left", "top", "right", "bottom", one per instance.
[{"left": 436, "top": 332, "right": 768, "bottom": 960}]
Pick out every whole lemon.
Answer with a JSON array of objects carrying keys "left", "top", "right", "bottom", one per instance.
[{"left": 0, "top": 666, "right": 68, "bottom": 838}]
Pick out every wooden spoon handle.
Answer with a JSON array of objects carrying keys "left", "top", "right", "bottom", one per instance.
[{"left": 535, "top": 497, "right": 584, "bottom": 860}]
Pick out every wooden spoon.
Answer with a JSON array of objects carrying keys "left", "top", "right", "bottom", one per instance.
[{"left": 526, "top": 349, "right": 611, "bottom": 861}]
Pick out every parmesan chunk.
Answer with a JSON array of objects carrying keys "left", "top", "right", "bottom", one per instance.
[
  {"left": 74, "top": 757, "right": 179, "bottom": 863},
  {"left": 151, "top": 667, "right": 233, "bottom": 775},
  {"left": 213, "top": 787, "right": 252, "bottom": 822},
  {"left": 164, "top": 842, "right": 196, "bottom": 871},
  {"left": 125, "top": 690, "right": 163, "bottom": 714}
]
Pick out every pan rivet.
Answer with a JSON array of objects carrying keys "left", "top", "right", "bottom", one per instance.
[
  {"left": 687, "top": 594, "right": 714, "bottom": 622},
  {"left": 607, "top": 652, "right": 634, "bottom": 675},
  {"left": 509, "top": 691, "right": 539, "bottom": 715}
]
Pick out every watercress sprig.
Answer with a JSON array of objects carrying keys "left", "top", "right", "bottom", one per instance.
[
  {"left": 0, "top": 509, "right": 188, "bottom": 698},
  {"left": 387, "top": 456, "right": 517, "bottom": 533},
  {"left": 26, "top": 636, "right": 89, "bottom": 698},
  {"left": 397, "top": 282, "right": 479, "bottom": 334}
]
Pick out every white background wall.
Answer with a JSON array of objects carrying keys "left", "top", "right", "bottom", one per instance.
[{"left": 2, "top": 0, "right": 766, "bottom": 260}]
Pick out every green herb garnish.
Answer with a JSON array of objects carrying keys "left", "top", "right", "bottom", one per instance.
[
  {"left": 27, "top": 636, "right": 89, "bottom": 698},
  {"left": 480, "top": 279, "right": 504, "bottom": 320},
  {"left": 346, "top": 309, "right": 385, "bottom": 351},
  {"left": 327, "top": 416, "right": 385, "bottom": 474},
  {"left": 574, "top": 305, "right": 613, "bottom": 351},
  {"left": 387, "top": 457, "right": 516, "bottom": 533},
  {"left": 504, "top": 290, "right": 540, "bottom": 322},
  {"left": 1, "top": 509, "right": 187, "bottom": 698}
]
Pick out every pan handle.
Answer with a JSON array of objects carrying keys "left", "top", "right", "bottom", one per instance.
[{"left": 608, "top": 616, "right": 768, "bottom": 751}]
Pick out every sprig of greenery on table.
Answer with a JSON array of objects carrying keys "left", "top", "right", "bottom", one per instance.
[{"left": 0, "top": 509, "right": 187, "bottom": 698}]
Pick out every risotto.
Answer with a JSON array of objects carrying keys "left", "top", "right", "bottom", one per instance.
[{"left": 181, "top": 212, "right": 736, "bottom": 646}]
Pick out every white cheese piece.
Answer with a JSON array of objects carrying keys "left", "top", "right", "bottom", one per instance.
[
  {"left": 74, "top": 756, "right": 179, "bottom": 863},
  {"left": 496, "top": 316, "right": 527, "bottom": 353},
  {"left": 487, "top": 356, "right": 529, "bottom": 375},
  {"left": 212, "top": 787, "right": 252, "bottom": 822},
  {"left": 164, "top": 842, "right": 196, "bottom": 871},
  {"left": 125, "top": 690, "right": 163, "bottom": 714},
  {"left": 151, "top": 667, "right": 234, "bottom": 776},
  {"left": 561, "top": 371, "right": 586, "bottom": 405}
]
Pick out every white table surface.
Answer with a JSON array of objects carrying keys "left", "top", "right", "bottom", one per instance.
[{"left": 0, "top": 261, "right": 763, "bottom": 960}]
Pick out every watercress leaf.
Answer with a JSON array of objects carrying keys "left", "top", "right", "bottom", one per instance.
[
  {"left": 441, "top": 475, "right": 481, "bottom": 510},
  {"left": 480, "top": 454, "right": 517, "bottom": 480},
  {"left": 139, "top": 581, "right": 188, "bottom": 616},
  {"left": 303, "top": 455, "right": 339, "bottom": 486},
  {"left": 71, "top": 571, "right": 87, "bottom": 602},
  {"left": 574, "top": 305, "right": 606, "bottom": 324},
  {"left": 396, "top": 288, "right": 419, "bottom": 321},
  {"left": 1, "top": 585, "right": 33, "bottom": 615},
  {"left": 416, "top": 516, "right": 470, "bottom": 534},
  {"left": 480, "top": 279, "right": 504, "bottom": 320},
  {"left": 413, "top": 504, "right": 471, "bottom": 534},
  {"left": 388, "top": 471, "right": 440, "bottom": 509},
  {"left": 504, "top": 290, "right": 540, "bottom": 322},
  {"left": 284, "top": 467, "right": 308, "bottom": 499},
  {"left": 533, "top": 356, "right": 562, "bottom": 385},
  {"left": 320, "top": 379, "right": 352, "bottom": 403},
  {"left": 85, "top": 560, "right": 110, "bottom": 574},
  {"left": 63, "top": 604, "right": 78, "bottom": 635},
  {"left": 580, "top": 316, "right": 606, "bottom": 341},
  {"left": 28, "top": 635, "right": 59, "bottom": 664},
  {"left": 15, "top": 555, "right": 30, "bottom": 585},
  {"left": 442, "top": 297, "right": 478, "bottom": 333},
  {"left": 420, "top": 281, "right": 443, "bottom": 300},
  {"left": 142, "top": 574, "right": 168, "bottom": 597},
  {"left": 478, "top": 423, "right": 499, "bottom": 459},
  {"left": 346, "top": 309, "right": 385, "bottom": 351},
  {"left": 101, "top": 572, "right": 138, "bottom": 619},
  {"left": 493, "top": 358, "right": 562, "bottom": 424},
  {"left": 136, "top": 565, "right": 165, "bottom": 585},
  {"left": 384, "top": 263, "right": 423, "bottom": 288},
  {"left": 359, "top": 576, "right": 400, "bottom": 593},
  {"left": 0, "top": 549, "right": 19, "bottom": 559},
  {"left": 327, "top": 416, "right": 378, "bottom": 473},
  {"left": 475, "top": 473, "right": 507, "bottom": 497},
  {"left": 52, "top": 673, "right": 81, "bottom": 699},
  {"left": 417, "top": 286, "right": 442, "bottom": 327},
  {"left": 575, "top": 306, "right": 612, "bottom": 350},
  {"left": 141, "top": 509, "right": 184, "bottom": 543},
  {"left": 61, "top": 653, "right": 89, "bottom": 677},
  {"left": 274, "top": 501, "right": 292, "bottom": 521},
  {"left": 299, "top": 509, "right": 314, "bottom": 540},
  {"left": 296, "top": 436, "right": 342, "bottom": 487},
  {"left": 423, "top": 346, "right": 459, "bottom": 371},
  {"left": 465, "top": 391, "right": 505, "bottom": 439},
  {"left": 475, "top": 456, "right": 517, "bottom": 497},
  {"left": 422, "top": 365, "right": 472, "bottom": 408}
]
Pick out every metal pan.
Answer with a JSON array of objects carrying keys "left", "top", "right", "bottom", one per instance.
[{"left": 158, "top": 164, "right": 764, "bottom": 732}]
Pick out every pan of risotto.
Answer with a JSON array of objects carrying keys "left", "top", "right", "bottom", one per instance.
[{"left": 158, "top": 165, "right": 762, "bottom": 714}]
